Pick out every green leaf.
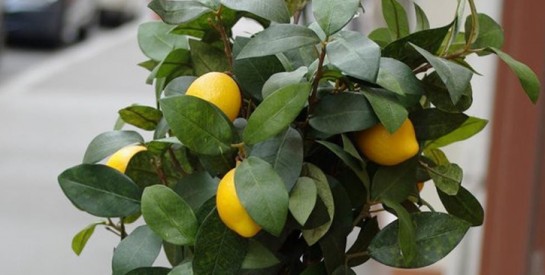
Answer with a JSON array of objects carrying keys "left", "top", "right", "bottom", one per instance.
[
  {"left": 163, "top": 242, "right": 186, "bottom": 267},
  {"left": 242, "top": 240, "right": 280, "bottom": 269},
  {"left": 232, "top": 41, "right": 285, "bottom": 102},
  {"left": 119, "top": 105, "right": 163, "bottom": 131},
  {"left": 164, "top": 76, "right": 197, "bottom": 97},
  {"left": 424, "top": 148, "right": 450, "bottom": 166},
  {"left": 137, "top": 22, "right": 189, "bottom": 61},
  {"left": 411, "top": 43, "right": 473, "bottom": 104},
  {"left": 174, "top": 171, "right": 219, "bottom": 210},
  {"left": 235, "top": 157, "right": 289, "bottom": 236},
  {"left": 327, "top": 31, "right": 381, "bottom": 82},
  {"left": 371, "top": 159, "right": 417, "bottom": 203},
  {"left": 301, "top": 163, "right": 335, "bottom": 245},
  {"left": 161, "top": 95, "right": 234, "bottom": 155},
  {"left": 362, "top": 88, "right": 408, "bottom": 133},
  {"left": 316, "top": 140, "right": 369, "bottom": 188},
  {"left": 423, "top": 72, "right": 473, "bottom": 113},
  {"left": 156, "top": 49, "right": 192, "bottom": 78},
  {"left": 309, "top": 92, "right": 378, "bottom": 135},
  {"left": 332, "top": 266, "right": 356, "bottom": 275},
  {"left": 250, "top": 127, "right": 304, "bottom": 190},
  {"left": 142, "top": 185, "right": 199, "bottom": 245},
  {"left": 382, "top": 0, "right": 410, "bottom": 39},
  {"left": 486, "top": 47, "right": 541, "bottom": 103},
  {"left": 168, "top": 262, "right": 194, "bottom": 275},
  {"left": 410, "top": 108, "right": 468, "bottom": 140},
  {"left": 82, "top": 131, "right": 144, "bottom": 164},
  {"left": 289, "top": 177, "right": 318, "bottom": 226},
  {"left": 243, "top": 82, "right": 311, "bottom": 145},
  {"left": 58, "top": 164, "right": 141, "bottom": 217},
  {"left": 312, "top": 0, "right": 360, "bottom": 35},
  {"left": 198, "top": 151, "right": 236, "bottom": 177},
  {"left": 438, "top": 186, "right": 484, "bottom": 226},
  {"left": 346, "top": 217, "right": 379, "bottom": 267},
  {"left": 148, "top": 0, "right": 212, "bottom": 25},
  {"left": 382, "top": 24, "right": 452, "bottom": 69},
  {"left": 188, "top": 39, "right": 229, "bottom": 76},
  {"left": 112, "top": 225, "right": 163, "bottom": 275},
  {"left": 427, "top": 116, "right": 488, "bottom": 148},
  {"left": 368, "top": 28, "right": 392, "bottom": 48},
  {"left": 72, "top": 222, "right": 102, "bottom": 256},
  {"left": 377, "top": 57, "right": 425, "bottom": 99},
  {"left": 382, "top": 199, "right": 417, "bottom": 265},
  {"left": 236, "top": 24, "right": 320, "bottom": 60},
  {"left": 426, "top": 163, "right": 463, "bottom": 196},
  {"left": 262, "top": 67, "right": 308, "bottom": 99},
  {"left": 124, "top": 151, "right": 179, "bottom": 189},
  {"left": 221, "top": 0, "right": 290, "bottom": 23},
  {"left": 193, "top": 210, "right": 248, "bottom": 274},
  {"left": 414, "top": 3, "right": 430, "bottom": 31},
  {"left": 369, "top": 212, "right": 470, "bottom": 268},
  {"left": 126, "top": 267, "right": 171, "bottom": 275},
  {"left": 465, "top": 13, "right": 504, "bottom": 51}
]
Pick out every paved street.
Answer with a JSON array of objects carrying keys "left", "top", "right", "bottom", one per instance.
[{"left": 0, "top": 19, "right": 157, "bottom": 274}]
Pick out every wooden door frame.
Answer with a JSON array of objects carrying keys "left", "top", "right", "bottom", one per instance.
[{"left": 480, "top": 0, "right": 545, "bottom": 274}]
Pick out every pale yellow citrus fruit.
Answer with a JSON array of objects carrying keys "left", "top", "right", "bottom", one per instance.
[
  {"left": 105, "top": 145, "right": 147, "bottom": 173},
  {"left": 355, "top": 119, "right": 419, "bottom": 166},
  {"left": 216, "top": 168, "right": 261, "bottom": 238},
  {"left": 185, "top": 72, "right": 241, "bottom": 121}
]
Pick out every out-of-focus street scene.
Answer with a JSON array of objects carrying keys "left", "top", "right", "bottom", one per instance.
[{"left": 0, "top": 0, "right": 544, "bottom": 275}]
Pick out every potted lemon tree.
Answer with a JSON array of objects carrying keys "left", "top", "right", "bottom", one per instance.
[{"left": 58, "top": 0, "right": 540, "bottom": 274}]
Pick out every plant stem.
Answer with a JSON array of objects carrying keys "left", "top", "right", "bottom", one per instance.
[
  {"left": 308, "top": 41, "right": 328, "bottom": 113},
  {"left": 419, "top": 197, "right": 436, "bottom": 212},
  {"left": 168, "top": 147, "right": 187, "bottom": 176},
  {"left": 464, "top": 0, "right": 480, "bottom": 52},
  {"left": 352, "top": 203, "right": 371, "bottom": 227},
  {"left": 152, "top": 156, "right": 169, "bottom": 186},
  {"left": 213, "top": 7, "right": 234, "bottom": 71}
]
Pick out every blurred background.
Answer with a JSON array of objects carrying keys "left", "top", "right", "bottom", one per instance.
[{"left": 0, "top": 0, "right": 543, "bottom": 274}]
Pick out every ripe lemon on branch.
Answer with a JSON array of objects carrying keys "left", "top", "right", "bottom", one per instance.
[
  {"left": 216, "top": 168, "right": 261, "bottom": 238},
  {"left": 186, "top": 72, "right": 242, "bottom": 121},
  {"left": 355, "top": 119, "right": 419, "bottom": 166},
  {"left": 106, "top": 145, "right": 147, "bottom": 173}
]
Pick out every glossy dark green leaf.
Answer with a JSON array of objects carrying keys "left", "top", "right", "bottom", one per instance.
[
  {"left": 169, "top": 262, "right": 194, "bottom": 275},
  {"left": 423, "top": 72, "right": 473, "bottom": 113},
  {"left": 316, "top": 140, "right": 369, "bottom": 188},
  {"left": 72, "top": 222, "right": 103, "bottom": 256},
  {"left": 161, "top": 95, "right": 234, "bottom": 155},
  {"left": 119, "top": 105, "right": 163, "bottom": 131},
  {"left": 148, "top": 0, "right": 212, "bottom": 25},
  {"left": 414, "top": 3, "right": 430, "bottom": 31},
  {"left": 243, "top": 83, "right": 311, "bottom": 145},
  {"left": 363, "top": 88, "right": 408, "bottom": 133},
  {"left": 189, "top": 39, "right": 229, "bottom": 76},
  {"left": 142, "top": 185, "right": 199, "bottom": 245},
  {"left": 382, "top": 0, "right": 410, "bottom": 39},
  {"left": 261, "top": 67, "right": 308, "bottom": 99},
  {"left": 58, "top": 164, "right": 141, "bottom": 217},
  {"left": 193, "top": 210, "right": 248, "bottom": 274},
  {"left": 156, "top": 49, "right": 192, "bottom": 78},
  {"left": 426, "top": 163, "right": 463, "bottom": 196},
  {"left": 427, "top": 116, "right": 488, "bottom": 148},
  {"left": 411, "top": 44, "right": 473, "bottom": 104},
  {"left": 410, "top": 108, "right": 468, "bottom": 140},
  {"left": 312, "top": 0, "right": 360, "bottom": 35},
  {"left": 250, "top": 127, "right": 303, "bottom": 190},
  {"left": 309, "top": 92, "right": 378, "bottom": 135},
  {"left": 164, "top": 76, "right": 197, "bottom": 97},
  {"left": 423, "top": 148, "right": 449, "bottom": 166},
  {"left": 377, "top": 58, "right": 425, "bottom": 98},
  {"left": 174, "top": 171, "right": 219, "bottom": 210},
  {"left": 82, "top": 131, "right": 144, "bottom": 164},
  {"left": 465, "top": 13, "right": 504, "bottom": 51},
  {"left": 289, "top": 177, "right": 318, "bottom": 226},
  {"left": 242, "top": 240, "right": 280, "bottom": 269},
  {"left": 382, "top": 24, "right": 452, "bottom": 69},
  {"left": 235, "top": 157, "right": 289, "bottom": 236},
  {"left": 198, "top": 151, "right": 236, "bottom": 177},
  {"left": 125, "top": 151, "right": 179, "bottom": 189},
  {"left": 163, "top": 242, "right": 186, "bottom": 267},
  {"left": 301, "top": 163, "right": 335, "bottom": 245},
  {"left": 368, "top": 28, "right": 392, "bottom": 48},
  {"left": 383, "top": 199, "right": 417, "bottom": 265},
  {"left": 371, "top": 159, "right": 417, "bottom": 203},
  {"left": 332, "top": 266, "right": 356, "bottom": 275},
  {"left": 327, "top": 31, "right": 381, "bottom": 82},
  {"left": 486, "top": 47, "right": 541, "bottom": 103},
  {"left": 137, "top": 22, "right": 189, "bottom": 61},
  {"left": 221, "top": 0, "right": 290, "bottom": 23},
  {"left": 438, "top": 186, "right": 484, "bottom": 226},
  {"left": 369, "top": 212, "right": 470, "bottom": 268},
  {"left": 237, "top": 24, "right": 320, "bottom": 60},
  {"left": 126, "top": 267, "right": 171, "bottom": 275},
  {"left": 346, "top": 217, "right": 379, "bottom": 267},
  {"left": 112, "top": 225, "right": 163, "bottom": 275}
]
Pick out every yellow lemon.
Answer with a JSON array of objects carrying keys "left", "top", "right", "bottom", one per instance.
[
  {"left": 105, "top": 145, "right": 147, "bottom": 173},
  {"left": 185, "top": 72, "right": 241, "bottom": 121},
  {"left": 216, "top": 168, "right": 261, "bottom": 238},
  {"left": 355, "top": 119, "right": 419, "bottom": 166}
]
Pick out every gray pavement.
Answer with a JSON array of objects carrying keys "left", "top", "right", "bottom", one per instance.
[{"left": 0, "top": 20, "right": 157, "bottom": 274}]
